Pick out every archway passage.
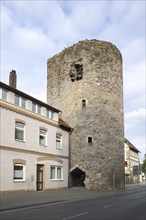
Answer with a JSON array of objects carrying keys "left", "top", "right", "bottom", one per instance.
[{"left": 70, "top": 167, "right": 85, "bottom": 187}]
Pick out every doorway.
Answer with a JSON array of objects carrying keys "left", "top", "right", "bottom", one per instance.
[
  {"left": 70, "top": 167, "right": 85, "bottom": 187},
  {"left": 36, "top": 164, "right": 44, "bottom": 191}
]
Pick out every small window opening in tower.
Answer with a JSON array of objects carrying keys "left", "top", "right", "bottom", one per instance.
[
  {"left": 82, "top": 99, "right": 86, "bottom": 107},
  {"left": 88, "top": 136, "right": 93, "bottom": 143},
  {"left": 75, "top": 64, "right": 83, "bottom": 80}
]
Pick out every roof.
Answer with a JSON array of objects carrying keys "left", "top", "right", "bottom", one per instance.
[
  {"left": 59, "top": 118, "right": 73, "bottom": 132},
  {"left": 124, "top": 138, "right": 140, "bottom": 153},
  {"left": 0, "top": 81, "right": 61, "bottom": 113}
]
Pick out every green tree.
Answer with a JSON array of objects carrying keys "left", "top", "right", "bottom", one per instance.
[{"left": 141, "top": 154, "right": 146, "bottom": 174}]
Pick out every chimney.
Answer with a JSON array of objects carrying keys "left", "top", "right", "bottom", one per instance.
[{"left": 9, "top": 70, "right": 17, "bottom": 89}]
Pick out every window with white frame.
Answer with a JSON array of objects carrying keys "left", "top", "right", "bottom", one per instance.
[
  {"left": 15, "top": 122, "right": 25, "bottom": 141},
  {"left": 46, "top": 109, "right": 54, "bottom": 120},
  {"left": 13, "top": 164, "right": 25, "bottom": 181},
  {"left": 39, "top": 129, "right": 47, "bottom": 146},
  {"left": 21, "top": 97, "right": 26, "bottom": 108},
  {"left": 15, "top": 95, "right": 19, "bottom": 106},
  {"left": 32, "top": 103, "right": 41, "bottom": 114},
  {"left": 56, "top": 134, "right": 62, "bottom": 149},
  {"left": 50, "top": 166, "right": 63, "bottom": 180},
  {"left": 2, "top": 89, "right": 8, "bottom": 100},
  {"left": 15, "top": 95, "right": 26, "bottom": 108}
]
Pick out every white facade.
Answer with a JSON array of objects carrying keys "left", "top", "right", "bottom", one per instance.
[
  {"left": 124, "top": 138, "right": 141, "bottom": 184},
  {"left": 0, "top": 82, "right": 71, "bottom": 192}
]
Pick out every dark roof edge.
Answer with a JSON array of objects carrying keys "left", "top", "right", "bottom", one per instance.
[
  {"left": 124, "top": 138, "right": 140, "bottom": 153},
  {"left": 0, "top": 81, "right": 61, "bottom": 113},
  {"left": 59, "top": 119, "right": 73, "bottom": 132}
]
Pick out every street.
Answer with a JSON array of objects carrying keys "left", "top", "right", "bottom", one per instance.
[{"left": 1, "top": 188, "right": 146, "bottom": 220}]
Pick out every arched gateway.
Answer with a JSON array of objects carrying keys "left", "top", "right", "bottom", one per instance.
[{"left": 70, "top": 166, "right": 85, "bottom": 187}]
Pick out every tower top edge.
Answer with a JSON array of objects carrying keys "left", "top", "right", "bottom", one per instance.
[{"left": 47, "top": 39, "right": 122, "bottom": 63}]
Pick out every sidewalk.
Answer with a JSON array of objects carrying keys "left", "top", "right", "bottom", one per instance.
[
  {"left": 125, "top": 181, "right": 146, "bottom": 190},
  {"left": 1, "top": 181, "right": 145, "bottom": 211}
]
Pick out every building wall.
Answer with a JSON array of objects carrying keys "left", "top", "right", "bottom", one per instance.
[
  {"left": 0, "top": 150, "right": 68, "bottom": 191},
  {"left": 124, "top": 142, "right": 140, "bottom": 184},
  {"left": 47, "top": 39, "right": 125, "bottom": 190},
  {"left": 0, "top": 91, "right": 69, "bottom": 192},
  {"left": 1, "top": 107, "right": 68, "bottom": 157}
]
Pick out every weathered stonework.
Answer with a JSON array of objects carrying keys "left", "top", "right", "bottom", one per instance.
[{"left": 47, "top": 39, "right": 125, "bottom": 190}]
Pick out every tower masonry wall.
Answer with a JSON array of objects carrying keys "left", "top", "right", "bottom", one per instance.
[{"left": 47, "top": 40, "right": 125, "bottom": 190}]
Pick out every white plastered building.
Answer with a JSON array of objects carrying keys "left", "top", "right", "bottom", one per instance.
[{"left": 0, "top": 71, "right": 72, "bottom": 192}]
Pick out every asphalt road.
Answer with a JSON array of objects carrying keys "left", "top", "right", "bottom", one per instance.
[{"left": 1, "top": 188, "right": 146, "bottom": 220}]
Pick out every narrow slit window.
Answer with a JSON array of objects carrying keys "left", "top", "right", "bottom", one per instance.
[
  {"left": 88, "top": 136, "right": 93, "bottom": 143},
  {"left": 82, "top": 99, "right": 86, "bottom": 107}
]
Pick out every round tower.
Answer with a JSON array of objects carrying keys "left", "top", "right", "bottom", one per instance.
[{"left": 47, "top": 39, "right": 125, "bottom": 190}]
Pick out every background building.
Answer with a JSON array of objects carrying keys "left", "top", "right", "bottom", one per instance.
[
  {"left": 47, "top": 39, "right": 125, "bottom": 190},
  {"left": 0, "top": 71, "right": 71, "bottom": 192},
  {"left": 124, "top": 138, "right": 141, "bottom": 184}
]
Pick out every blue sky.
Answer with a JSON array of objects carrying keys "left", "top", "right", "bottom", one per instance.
[{"left": 0, "top": 0, "right": 145, "bottom": 160}]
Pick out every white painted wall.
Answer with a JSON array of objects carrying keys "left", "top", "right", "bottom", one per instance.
[
  {"left": 0, "top": 150, "right": 69, "bottom": 191},
  {"left": 0, "top": 88, "right": 70, "bottom": 192},
  {"left": 1, "top": 107, "right": 69, "bottom": 156}
]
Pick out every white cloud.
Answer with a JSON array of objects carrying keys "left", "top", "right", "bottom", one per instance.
[
  {"left": 125, "top": 108, "right": 145, "bottom": 120},
  {"left": 125, "top": 108, "right": 145, "bottom": 160}
]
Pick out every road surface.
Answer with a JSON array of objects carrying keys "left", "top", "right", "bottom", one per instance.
[{"left": 1, "top": 188, "right": 146, "bottom": 220}]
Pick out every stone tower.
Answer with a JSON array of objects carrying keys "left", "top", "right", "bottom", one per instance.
[{"left": 47, "top": 39, "right": 125, "bottom": 190}]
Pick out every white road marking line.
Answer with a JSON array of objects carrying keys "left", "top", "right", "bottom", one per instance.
[
  {"left": 134, "top": 196, "right": 143, "bottom": 199},
  {"left": 104, "top": 201, "right": 125, "bottom": 208},
  {"left": 62, "top": 212, "right": 88, "bottom": 220}
]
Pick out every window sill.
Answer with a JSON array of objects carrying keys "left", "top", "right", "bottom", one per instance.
[
  {"left": 39, "top": 144, "right": 47, "bottom": 147},
  {"left": 13, "top": 180, "right": 25, "bottom": 182},
  {"left": 50, "top": 179, "right": 63, "bottom": 181},
  {"left": 15, "top": 139, "right": 25, "bottom": 143},
  {"left": 56, "top": 148, "right": 62, "bottom": 150}
]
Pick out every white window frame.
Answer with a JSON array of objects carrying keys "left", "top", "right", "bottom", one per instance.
[
  {"left": 56, "top": 134, "right": 62, "bottom": 150},
  {"left": 39, "top": 129, "right": 47, "bottom": 146},
  {"left": 15, "top": 95, "right": 26, "bottom": 108},
  {"left": 21, "top": 97, "right": 26, "bottom": 108},
  {"left": 50, "top": 166, "right": 63, "bottom": 180},
  {"left": 15, "top": 95, "right": 20, "bottom": 106},
  {"left": 46, "top": 109, "right": 54, "bottom": 120},
  {"left": 13, "top": 164, "right": 25, "bottom": 181},
  {"left": 32, "top": 103, "right": 41, "bottom": 114},
  {"left": 15, "top": 122, "right": 25, "bottom": 141},
  {"left": 2, "top": 89, "right": 8, "bottom": 100}
]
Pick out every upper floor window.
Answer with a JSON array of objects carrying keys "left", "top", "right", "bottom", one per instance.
[
  {"left": 21, "top": 98, "right": 26, "bottom": 108},
  {"left": 39, "top": 129, "right": 47, "bottom": 146},
  {"left": 2, "top": 89, "right": 8, "bottom": 100},
  {"left": 46, "top": 109, "right": 54, "bottom": 120},
  {"left": 56, "top": 134, "right": 62, "bottom": 150},
  {"left": 15, "top": 122, "right": 25, "bottom": 141},
  {"left": 32, "top": 103, "right": 41, "bottom": 114},
  {"left": 15, "top": 95, "right": 19, "bottom": 105},
  {"left": 50, "top": 166, "right": 63, "bottom": 180},
  {"left": 15, "top": 95, "right": 26, "bottom": 108},
  {"left": 13, "top": 164, "right": 25, "bottom": 181}
]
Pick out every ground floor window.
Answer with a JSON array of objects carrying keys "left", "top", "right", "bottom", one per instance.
[
  {"left": 50, "top": 166, "right": 63, "bottom": 180},
  {"left": 13, "top": 164, "right": 25, "bottom": 181}
]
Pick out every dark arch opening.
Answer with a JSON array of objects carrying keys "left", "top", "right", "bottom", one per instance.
[{"left": 69, "top": 167, "right": 85, "bottom": 187}]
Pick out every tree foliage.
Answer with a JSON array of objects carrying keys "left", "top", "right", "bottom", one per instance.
[{"left": 141, "top": 154, "right": 146, "bottom": 174}]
